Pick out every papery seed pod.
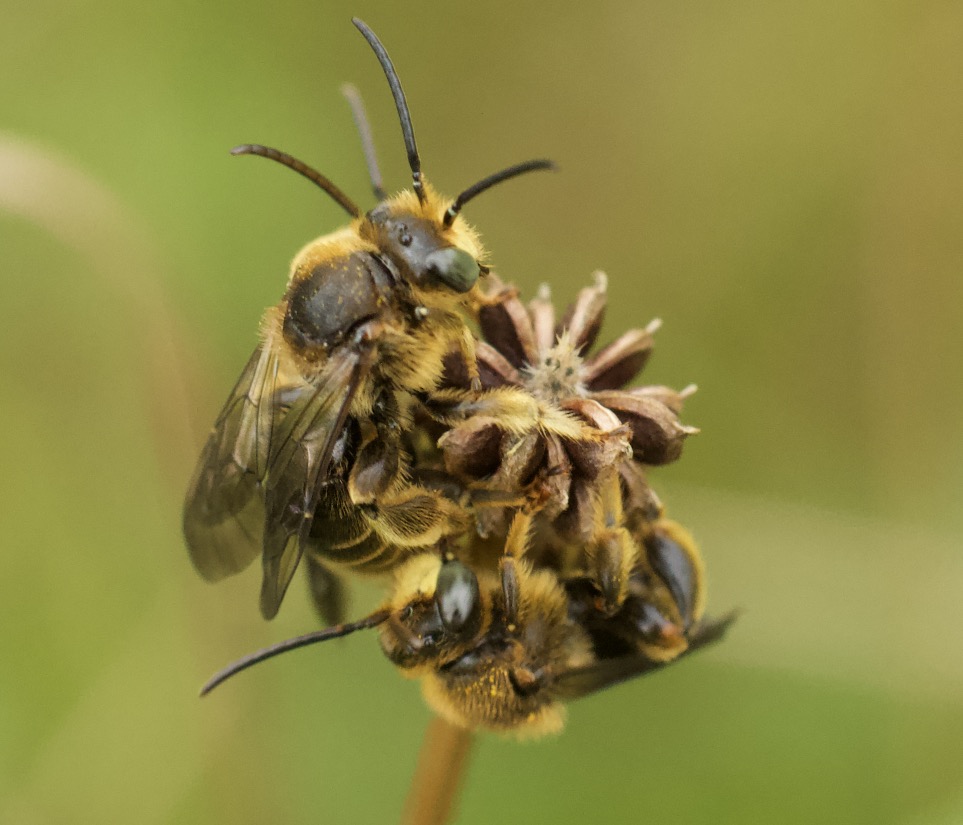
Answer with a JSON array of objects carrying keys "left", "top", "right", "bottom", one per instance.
[
  {"left": 437, "top": 273, "right": 696, "bottom": 541},
  {"left": 591, "top": 391, "right": 698, "bottom": 465},
  {"left": 438, "top": 417, "right": 503, "bottom": 478}
]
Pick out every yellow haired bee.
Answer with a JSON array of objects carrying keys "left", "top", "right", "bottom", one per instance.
[
  {"left": 183, "top": 18, "right": 557, "bottom": 620},
  {"left": 200, "top": 514, "right": 733, "bottom": 737},
  {"left": 566, "top": 518, "right": 707, "bottom": 663}
]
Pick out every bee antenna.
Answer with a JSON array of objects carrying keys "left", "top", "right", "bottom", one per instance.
[
  {"left": 352, "top": 18, "right": 425, "bottom": 204},
  {"left": 443, "top": 159, "right": 557, "bottom": 228},
  {"left": 199, "top": 609, "right": 390, "bottom": 696},
  {"left": 341, "top": 83, "right": 387, "bottom": 201},
  {"left": 230, "top": 144, "right": 362, "bottom": 219}
]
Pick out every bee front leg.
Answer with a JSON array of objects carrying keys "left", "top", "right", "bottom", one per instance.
[
  {"left": 498, "top": 508, "right": 536, "bottom": 631},
  {"left": 585, "top": 469, "right": 637, "bottom": 617},
  {"left": 426, "top": 386, "right": 589, "bottom": 441},
  {"left": 458, "top": 325, "right": 482, "bottom": 393}
]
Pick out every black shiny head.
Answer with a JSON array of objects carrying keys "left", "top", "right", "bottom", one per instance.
[
  {"left": 436, "top": 558, "right": 481, "bottom": 631},
  {"left": 380, "top": 558, "right": 484, "bottom": 669},
  {"left": 364, "top": 206, "right": 480, "bottom": 294},
  {"left": 564, "top": 574, "right": 684, "bottom": 658}
]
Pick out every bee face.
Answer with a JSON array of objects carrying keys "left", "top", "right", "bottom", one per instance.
[
  {"left": 378, "top": 556, "right": 487, "bottom": 671},
  {"left": 379, "top": 598, "right": 448, "bottom": 669},
  {"left": 420, "top": 624, "right": 595, "bottom": 738},
  {"left": 362, "top": 198, "right": 481, "bottom": 294},
  {"left": 414, "top": 561, "right": 595, "bottom": 737},
  {"left": 423, "top": 654, "right": 568, "bottom": 739},
  {"left": 617, "top": 594, "right": 687, "bottom": 659}
]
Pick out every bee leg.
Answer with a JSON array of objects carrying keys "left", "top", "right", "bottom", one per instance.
[
  {"left": 363, "top": 485, "right": 469, "bottom": 551},
  {"left": 585, "top": 469, "right": 637, "bottom": 616},
  {"left": 304, "top": 554, "right": 347, "bottom": 627},
  {"left": 464, "top": 473, "right": 553, "bottom": 512},
  {"left": 500, "top": 556, "right": 520, "bottom": 631},
  {"left": 462, "top": 485, "right": 529, "bottom": 510},
  {"left": 498, "top": 508, "right": 536, "bottom": 630},
  {"left": 350, "top": 390, "right": 405, "bottom": 504},
  {"left": 458, "top": 324, "right": 482, "bottom": 392},
  {"left": 426, "top": 386, "right": 589, "bottom": 441}
]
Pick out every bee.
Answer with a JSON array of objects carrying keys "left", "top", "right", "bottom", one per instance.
[
  {"left": 566, "top": 517, "right": 707, "bottom": 662},
  {"left": 200, "top": 514, "right": 733, "bottom": 738},
  {"left": 183, "top": 18, "right": 558, "bottom": 620}
]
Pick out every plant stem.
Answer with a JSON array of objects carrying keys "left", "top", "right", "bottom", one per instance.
[{"left": 401, "top": 716, "right": 474, "bottom": 825}]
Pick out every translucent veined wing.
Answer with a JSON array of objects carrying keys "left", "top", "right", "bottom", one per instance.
[
  {"left": 259, "top": 340, "right": 376, "bottom": 619},
  {"left": 183, "top": 342, "right": 280, "bottom": 581},
  {"left": 554, "top": 611, "right": 737, "bottom": 700}
]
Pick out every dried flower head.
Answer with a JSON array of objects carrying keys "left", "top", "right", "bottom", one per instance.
[{"left": 438, "top": 271, "right": 698, "bottom": 545}]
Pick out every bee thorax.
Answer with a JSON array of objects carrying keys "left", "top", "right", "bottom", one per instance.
[{"left": 283, "top": 252, "right": 389, "bottom": 351}]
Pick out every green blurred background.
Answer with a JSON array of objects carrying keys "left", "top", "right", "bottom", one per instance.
[{"left": 2, "top": 1, "right": 961, "bottom": 822}]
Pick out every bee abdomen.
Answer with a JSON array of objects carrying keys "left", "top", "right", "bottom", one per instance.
[
  {"left": 323, "top": 534, "right": 406, "bottom": 573},
  {"left": 283, "top": 251, "right": 391, "bottom": 351}
]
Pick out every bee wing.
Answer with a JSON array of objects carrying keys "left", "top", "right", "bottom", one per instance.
[
  {"left": 259, "top": 342, "right": 376, "bottom": 619},
  {"left": 183, "top": 343, "right": 280, "bottom": 581},
  {"left": 554, "top": 611, "right": 738, "bottom": 701}
]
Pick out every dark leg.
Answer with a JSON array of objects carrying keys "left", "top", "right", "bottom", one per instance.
[
  {"left": 498, "top": 509, "right": 534, "bottom": 629},
  {"left": 304, "top": 554, "right": 347, "bottom": 627}
]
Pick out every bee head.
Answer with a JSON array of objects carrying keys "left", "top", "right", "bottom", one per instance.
[
  {"left": 420, "top": 605, "right": 594, "bottom": 737},
  {"left": 565, "top": 522, "right": 698, "bottom": 662},
  {"left": 361, "top": 201, "right": 481, "bottom": 294},
  {"left": 230, "top": 20, "right": 554, "bottom": 305},
  {"left": 379, "top": 555, "right": 485, "bottom": 671},
  {"left": 422, "top": 652, "right": 568, "bottom": 738}
]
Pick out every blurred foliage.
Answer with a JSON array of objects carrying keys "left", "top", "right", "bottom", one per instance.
[{"left": 1, "top": 0, "right": 961, "bottom": 823}]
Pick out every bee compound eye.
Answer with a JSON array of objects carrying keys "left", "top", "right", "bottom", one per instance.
[
  {"left": 436, "top": 560, "right": 480, "bottom": 632},
  {"left": 424, "top": 247, "right": 480, "bottom": 293}
]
